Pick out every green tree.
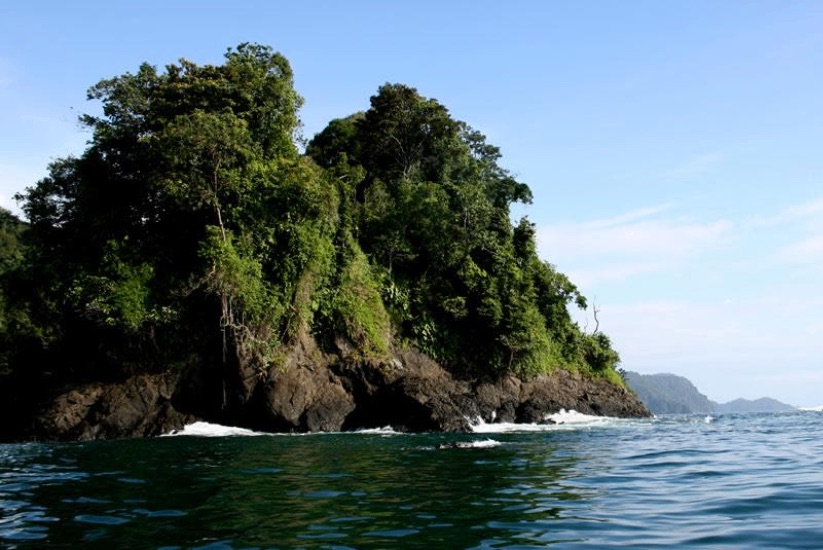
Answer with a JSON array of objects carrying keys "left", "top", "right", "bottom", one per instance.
[
  {"left": 308, "top": 83, "right": 621, "bottom": 380},
  {"left": 7, "top": 45, "right": 624, "bottom": 403},
  {"left": 13, "top": 44, "right": 338, "bottom": 398}
]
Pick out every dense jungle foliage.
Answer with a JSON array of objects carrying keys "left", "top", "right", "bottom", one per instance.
[{"left": 0, "top": 44, "right": 622, "bottom": 389}]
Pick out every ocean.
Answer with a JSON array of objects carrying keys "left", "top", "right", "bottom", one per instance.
[{"left": 2, "top": 410, "right": 822, "bottom": 549}]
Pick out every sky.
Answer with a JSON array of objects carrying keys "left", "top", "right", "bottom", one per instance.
[{"left": 2, "top": 1, "right": 823, "bottom": 406}]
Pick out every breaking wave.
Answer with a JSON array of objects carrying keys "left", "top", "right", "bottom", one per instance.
[
  {"left": 162, "top": 421, "right": 266, "bottom": 437},
  {"left": 470, "top": 409, "right": 623, "bottom": 433}
]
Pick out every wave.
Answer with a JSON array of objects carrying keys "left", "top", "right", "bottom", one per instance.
[
  {"left": 164, "top": 422, "right": 404, "bottom": 438},
  {"left": 165, "top": 410, "right": 626, "bottom": 438},
  {"left": 352, "top": 426, "right": 400, "bottom": 435},
  {"left": 162, "top": 421, "right": 267, "bottom": 437},
  {"left": 469, "top": 409, "right": 622, "bottom": 433},
  {"left": 799, "top": 405, "right": 823, "bottom": 412}
]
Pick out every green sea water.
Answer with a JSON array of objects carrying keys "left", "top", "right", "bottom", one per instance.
[{"left": 2, "top": 411, "right": 823, "bottom": 548}]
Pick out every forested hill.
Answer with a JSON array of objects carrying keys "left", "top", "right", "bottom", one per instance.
[
  {"left": 0, "top": 44, "right": 639, "bottom": 438},
  {"left": 625, "top": 371, "right": 796, "bottom": 414},
  {"left": 624, "top": 372, "right": 716, "bottom": 414}
]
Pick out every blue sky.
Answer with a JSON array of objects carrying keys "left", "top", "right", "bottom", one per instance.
[{"left": 2, "top": 1, "right": 823, "bottom": 406}]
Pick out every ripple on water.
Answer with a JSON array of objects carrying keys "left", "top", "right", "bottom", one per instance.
[
  {"left": 74, "top": 514, "right": 130, "bottom": 526},
  {"left": 1, "top": 412, "right": 823, "bottom": 548}
]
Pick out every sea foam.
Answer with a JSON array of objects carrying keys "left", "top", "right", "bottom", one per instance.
[
  {"left": 470, "top": 409, "right": 618, "bottom": 433},
  {"left": 163, "top": 421, "right": 265, "bottom": 437}
]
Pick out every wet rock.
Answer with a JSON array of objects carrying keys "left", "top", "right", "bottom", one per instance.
[
  {"left": 17, "top": 337, "right": 650, "bottom": 441},
  {"left": 32, "top": 373, "right": 194, "bottom": 441}
]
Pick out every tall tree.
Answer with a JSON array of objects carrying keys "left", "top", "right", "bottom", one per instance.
[
  {"left": 307, "top": 83, "right": 618, "bottom": 378},
  {"left": 14, "top": 44, "right": 337, "bottom": 399}
]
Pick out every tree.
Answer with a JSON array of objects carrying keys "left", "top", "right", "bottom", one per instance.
[
  {"left": 13, "top": 44, "right": 336, "bottom": 400},
  {"left": 8, "top": 45, "right": 624, "bottom": 399},
  {"left": 308, "top": 83, "right": 621, "bottom": 379}
]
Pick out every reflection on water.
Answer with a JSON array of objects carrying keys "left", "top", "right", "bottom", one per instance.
[{"left": 2, "top": 412, "right": 823, "bottom": 548}]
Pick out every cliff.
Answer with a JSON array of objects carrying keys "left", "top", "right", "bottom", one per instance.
[{"left": 2, "top": 337, "right": 649, "bottom": 441}]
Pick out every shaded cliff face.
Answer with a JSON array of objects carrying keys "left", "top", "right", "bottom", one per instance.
[{"left": 3, "top": 341, "right": 649, "bottom": 441}]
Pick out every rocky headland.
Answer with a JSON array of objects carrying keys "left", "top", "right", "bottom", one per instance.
[
  {"left": 4, "top": 338, "right": 649, "bottom": 441},
  {"left": 0, "top": 45, "right": 651, "bottom": 442}
]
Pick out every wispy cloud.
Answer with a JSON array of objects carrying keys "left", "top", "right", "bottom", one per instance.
[
  {"left": 585, "top": 204, "right": 674, "bottom": 229},
  {"left": 745, "top": 195, "right": 823, "bottom": 269},
  {"left": 661, "top": 153, "right": 724, "bottom": 179},
  {"left": 777, "top": 234, "right": 823, "bottom": 264},
  {"left": 750, "top": 195, "right": 823, "bottom": 228},
  {"left": 599, "top": 295, "right": 823, "bottom": 404},
  {"left": 536, "top": 204, "right": 733, "bottom": 285},
  {"left": 545, "top": 196, "right": 823, "bottom": 404}
]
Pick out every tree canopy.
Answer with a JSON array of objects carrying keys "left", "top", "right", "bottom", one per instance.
[{"left": 0, "top": 45, "right": 623, "bottom": 399}]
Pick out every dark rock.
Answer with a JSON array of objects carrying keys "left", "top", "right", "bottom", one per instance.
[
  {"left": 15, "top": 337, "right": 651, "bottom": 441},
  {"left": 254, "top": 366, "right": 355, "bottom": 432},
  {"left": 32, "top": 373, "right": 194, "bottom": 441}
]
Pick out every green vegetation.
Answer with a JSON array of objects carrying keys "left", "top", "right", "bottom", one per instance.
[{"left": 0, "top": 44, "right": 623, "bottom": 392}]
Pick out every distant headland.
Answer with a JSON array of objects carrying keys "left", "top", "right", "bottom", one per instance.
[{"left": 623, "top": 371, "right": 796, "bottom": 415}]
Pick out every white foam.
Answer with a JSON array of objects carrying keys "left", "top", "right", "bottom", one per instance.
[
  {"left": 466, "top": 439, "right": 501, "bottom": 448},
  {"left": 547, "top": 409, "right": 613, "bottom": 425},
  {"left": 800, "top": 405, "right": 823, "bottom": 412},
  {"left": 165, "top": 422, "right": 403, "bottom": 437},
  {"left": 470, "top": 409, "right": 618, "bottom": 433},
  {"left": 163, "top": 421, "right": 265, "bottom": 437},
  {"left": 352, "top": 426, "right": 400, "bottom": 435}
]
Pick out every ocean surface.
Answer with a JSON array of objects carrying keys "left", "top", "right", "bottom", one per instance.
[{"left": 2, "top": 410, "right": 823, "bottom": 549}]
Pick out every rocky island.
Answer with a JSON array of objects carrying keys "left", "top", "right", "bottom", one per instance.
[{"left": 0, "top": 44, "right": 649, "bottom": 441}]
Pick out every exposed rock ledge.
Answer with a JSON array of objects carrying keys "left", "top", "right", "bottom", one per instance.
[{"left": 10, "top": 345, "right": 650, "bottom": 441}]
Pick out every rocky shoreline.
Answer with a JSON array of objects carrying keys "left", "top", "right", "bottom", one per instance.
[{"left": 6, "top": 340, "right": 650, "bottom": 441}]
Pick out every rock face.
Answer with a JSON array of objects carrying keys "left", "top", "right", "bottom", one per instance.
[
  {"left": 8, "top": 341, "right": 650, "bottom": 441},
  {"left": 30, "top": 374, "right": 195, "bottom": 440}
]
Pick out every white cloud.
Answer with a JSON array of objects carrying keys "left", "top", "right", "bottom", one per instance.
[
  {"left": 585, "top": 204, "right": 674, "bottom": 229},
  {"left": 596, "top": 294, "right": 823, "bottom": 404},
  {"left": 536, "top": 204, "right": 733, "bottom": 285},
  {"left": 778, "top": 234, "right": 823, "bottom": 264},
  {"left": 742, "top": 196, "right": 823, "bottom": 270},
  {"left": 540, "top": 212, "right": 731, "bottom": 259},
  {"left": 563, "top": 261, "right": 669, "bottom": 287},
  {"left": 661, "top": 153, "right": 723, "bottom": 179},
  {"left": 750, "top": 195, "right": 823, "bottom": 229}
]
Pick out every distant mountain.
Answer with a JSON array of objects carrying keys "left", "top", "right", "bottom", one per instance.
[
  {"left": 623, "top": 371, "right": 796, "bottom": 415},
  {"left": 715, "top": 398, "right": 795, "bottom": 413},
  {"left": 623, "top": 372, "right": 715, "bottom": 414}
]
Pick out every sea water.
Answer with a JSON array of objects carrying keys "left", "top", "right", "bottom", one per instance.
[{"left": 2, "top": 410, "right": 822, "bottom": 548}]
